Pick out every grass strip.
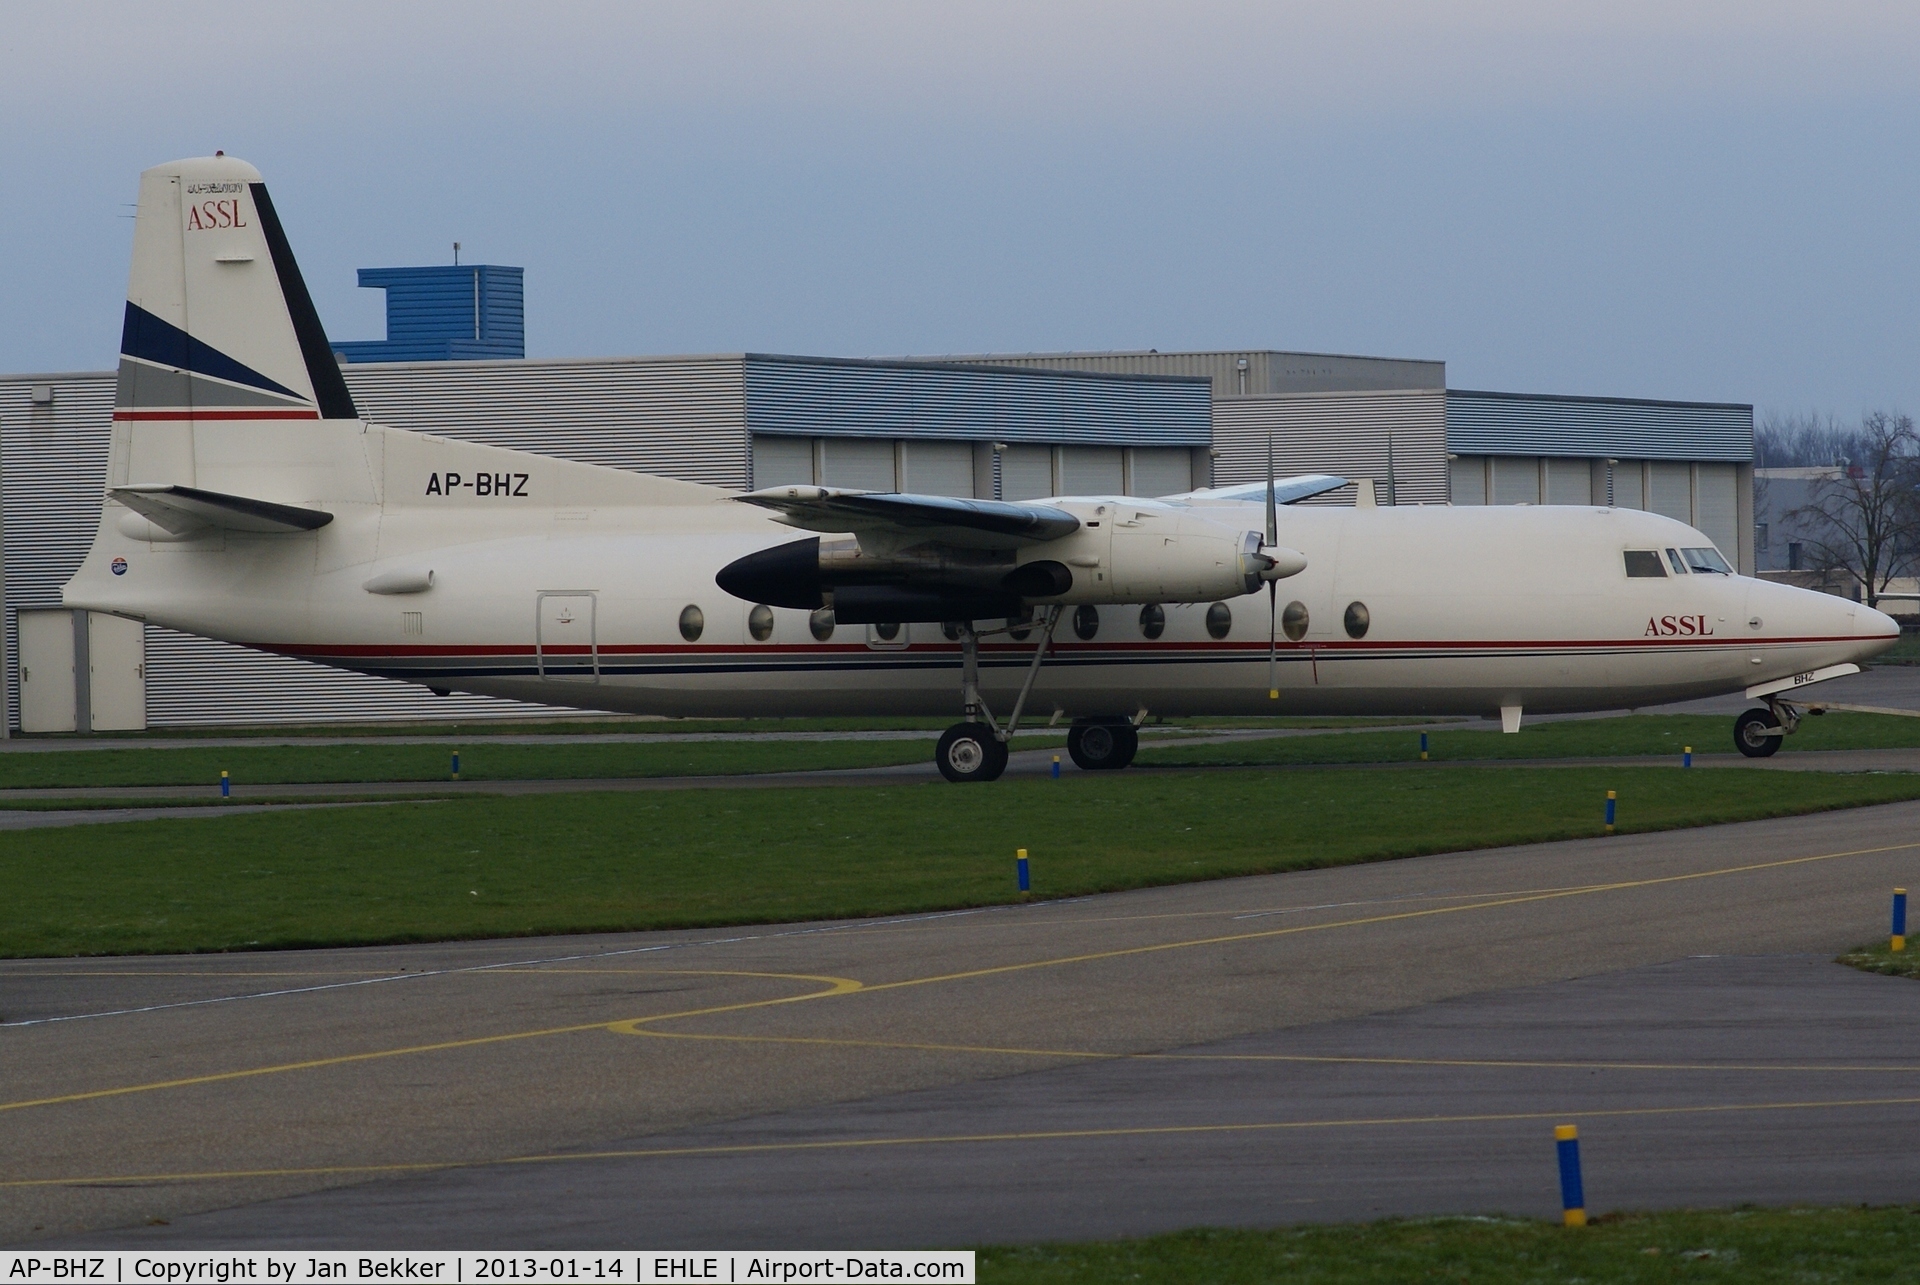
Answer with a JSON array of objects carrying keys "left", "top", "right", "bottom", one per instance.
[
  {"left": 1140, "top": 711, "right": 1920, "bottom": 769},
  {"left": 10, "top": 709, "right": 1909, "bottom": 789},
  {"left": 7, "top": 765, "right": 1920, "bottom": 958},
  {"left": 15, "top": 714, "right": 1417, "bottom": 742},
  {"left": 0, "top": 737, "right": 985, "bottom": 790},
  {"left": 979, "top": 1206, "right": 1920, "bottom": 1283},
  {"left": 1837, "top": 937, "right": 1920, "bottom": 980}
]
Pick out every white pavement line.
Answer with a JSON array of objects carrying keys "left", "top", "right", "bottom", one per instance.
[{"left": 1231, "top": 890, "right": 1465, "bottom": 920}]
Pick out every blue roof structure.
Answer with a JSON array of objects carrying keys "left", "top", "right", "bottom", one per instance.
[
  {"left": 1446, "top": 388, "right": 1752, "bottom": 462},
  {"left": 331, "top": 265, "right": 524, "bottom": 363}
]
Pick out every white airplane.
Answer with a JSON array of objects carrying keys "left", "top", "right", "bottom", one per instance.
[{"left": 62, "top": 155, "right": 1899, "bottom": 780}]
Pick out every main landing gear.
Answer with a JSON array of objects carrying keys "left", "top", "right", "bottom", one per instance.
[
  {"left": 1734, "top": 699, "right": 1806, "bottom": 758},
  {"left": 936, "top": 607, "right": 1064, "bottom": 783}
]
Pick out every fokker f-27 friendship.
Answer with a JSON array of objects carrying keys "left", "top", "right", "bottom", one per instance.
[{"left": 63, "top": 156, "right": 1898, "bottom": 780}]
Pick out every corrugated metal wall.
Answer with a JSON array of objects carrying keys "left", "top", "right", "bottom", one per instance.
[
  {"left": 932, "top": 350, "right": 1445, "bottom": 400},
  {"left": 1, "top": 376, "right": 117, "bottom": 733},
  {"left": 746, "top": 356, "right": 1211, "bottom": 446},
  {"left": 1210, "top": 391, "right": 1449, "bottom": 505},
  {"left": 1447, "top": 389, "right": 1753, "bottom": 461},
  {"left": 346, "top": 356, "right": 749, "bottom": 485}
]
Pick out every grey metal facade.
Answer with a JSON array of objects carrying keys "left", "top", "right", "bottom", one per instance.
[
  {"left": 1444, "top": 389, "right": 1756, "bottom": 575},
  {"left": 1211, "top": 391, "right": 1450, "bottom": 505},
  {"left": 746, "top": 356, "right": 1210, "bottom": 446},
  {"left": 936, "top": 348, "right": 1444, "bottom": 402}
]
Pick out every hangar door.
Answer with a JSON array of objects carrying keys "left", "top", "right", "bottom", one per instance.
[
  {"left": 19, "top": 609, "right": 78, "bottom": 733},
  {"left": 88, "top": 613, "right": 147, "bottom": 731}
]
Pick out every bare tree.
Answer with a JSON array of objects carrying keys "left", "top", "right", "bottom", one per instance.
[
  {"left": 1755, "top": 411, "right": 1863, "bottom": 468},
  {"left": 1785, "top": 411, "right": 1920, "bottom": 607}
]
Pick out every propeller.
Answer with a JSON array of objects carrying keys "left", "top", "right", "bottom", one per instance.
[{"left": 1266, "top": 436, "right": 1279, "bottom": 700}]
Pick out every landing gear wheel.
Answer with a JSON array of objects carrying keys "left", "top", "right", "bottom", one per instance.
[
  {"left": 1067, "top": 721, "right": 1139, "bottom": 771},
  {"left": 936, "top": 722, "right": 1009, "bottom": 782},
  {"left": 1734, "top": 707, "right": 1783, "bottom": 758}
]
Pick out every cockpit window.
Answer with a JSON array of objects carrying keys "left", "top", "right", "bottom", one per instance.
[
  {"left": 1624, "top": 551, "right": 1666, "bottom": 578},
  {"left": 1682, "top": 547, "right": 1733, "bottom": 575},
  {"left": 1665, "top": 548, "right": 1689, "bottom": 575}
]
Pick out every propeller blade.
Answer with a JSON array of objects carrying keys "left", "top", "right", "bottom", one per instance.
[
  {"left": 1264, "top": 435, "right": 1278, "bottom": 549},
  {"left": 1268, "top": 580, "right": 1279, "bottom": 700}
]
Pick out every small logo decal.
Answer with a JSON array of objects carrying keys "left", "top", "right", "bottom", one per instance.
[{"left": 111, "top": 556, "right": 128, "bottom": 576}]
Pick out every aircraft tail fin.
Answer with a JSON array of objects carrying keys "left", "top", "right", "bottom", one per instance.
[{"left": 114, "top": 155, "right": 356, "bottom": 486}]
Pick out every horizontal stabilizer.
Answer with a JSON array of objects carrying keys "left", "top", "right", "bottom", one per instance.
[
  {"left": 111, "top": 484, "right": 333, "bottom": 534},
  {"left": 737, "top": 487, "right": 1080, "bottom": 546}
]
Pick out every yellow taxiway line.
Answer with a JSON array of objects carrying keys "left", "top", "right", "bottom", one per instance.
[
  {"left": 8, "top": 1093, "right": 1920, "bottom": 1191},
  {"left": 5, "top": 840, "right": 1916, "bottom": 1117}
]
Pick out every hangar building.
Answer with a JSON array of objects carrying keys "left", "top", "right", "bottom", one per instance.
[{"left": 0, "top": 269, "right": 1753, "bottom": 732}]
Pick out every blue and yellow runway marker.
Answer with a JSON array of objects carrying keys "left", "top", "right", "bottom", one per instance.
[{"left": 1555, "top": 1123, "right": 1586, "bottom": 1226}]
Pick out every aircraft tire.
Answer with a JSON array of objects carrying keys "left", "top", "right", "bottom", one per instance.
[
  {"left": 937, "top": 722, "right": 1009, "bottom": 782},
  {"left": 1733, "top": 707, "right": 1783, "bottom": 758},
  {"left": 1068, "top": 720, "right": 1137, "bottom": 771}
]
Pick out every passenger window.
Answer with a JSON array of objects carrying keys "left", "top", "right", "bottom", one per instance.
[
  {"left": 1623, "top": 551, "right": 1666, "bottom": 578},
  {"left": 1682, "top": 547, "right": 1733, "bottom": 575}
]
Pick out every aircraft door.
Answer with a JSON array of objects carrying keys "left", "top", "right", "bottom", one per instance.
[{"left": 537, "top": 592, "right": 598, "bottom": 682}]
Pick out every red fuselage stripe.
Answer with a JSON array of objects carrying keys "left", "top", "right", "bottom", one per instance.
[
  {"left": 262, "top": 636, "right": 1861, "bottom": 660},
  {"left": 112, "top": 410, "right": 320, "bottom": 421}
]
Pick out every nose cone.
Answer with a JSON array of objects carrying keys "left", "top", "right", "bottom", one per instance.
[
  {"left": 1750, "top": 579, "right": 1902, "bottom": 667},
  {"left": 1858, "top": 602, "right": 1902, "bottom": 656}
]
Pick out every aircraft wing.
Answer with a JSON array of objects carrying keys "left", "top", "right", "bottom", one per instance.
[
  {"left": 1164, "top": 474, "right": 1349, "bottom": 505},
  {"left": 736, "top": 486, "right": 1080, "bottom": 548}
]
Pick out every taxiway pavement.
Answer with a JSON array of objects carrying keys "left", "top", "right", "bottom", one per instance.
[{"left": 7, "top": 800, "right": 1920, "bottom": 1245}]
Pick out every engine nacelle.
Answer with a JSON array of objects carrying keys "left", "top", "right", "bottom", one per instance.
[
  {"left": 714, "top": 502, "right": 1307, "bottom": 621},
  {"left": 1014, "top": 504, "right": 1302, "bottom": 605}
]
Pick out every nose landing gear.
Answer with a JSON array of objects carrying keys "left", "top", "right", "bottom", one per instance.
[{"left": 1734, "top": 700, "right": 1800, "bottom": 758}]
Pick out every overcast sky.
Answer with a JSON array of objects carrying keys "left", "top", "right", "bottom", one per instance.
[{"left": 4, "top": 1, "right": 1916, "bottom": 417}]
